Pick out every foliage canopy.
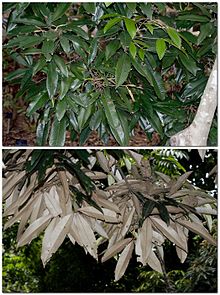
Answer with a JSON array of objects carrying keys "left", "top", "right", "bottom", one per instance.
[
  {"left": 3, "top": 149, "right": 217, "bottom": 282},
  {"left": 3, "top": 2, "right": 217, "bottom": 145}
]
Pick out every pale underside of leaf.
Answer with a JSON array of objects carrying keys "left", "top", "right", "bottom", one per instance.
[
  {"left": 114, "top": 240, "right": 134, "bottom": 281},
  {"left": 41, "top": 214, "right": 72, "bottom": 266},
  {"left": 71, "top": 213, "right": 98, "bottom": 259},
  {"left": 18, "top": 214, "right": 52, "bottom": 247},
  {"left": 150, "top": 217, "right": 187, "bottom": 251},
  {"left": 44, "top": 191, "right": 62, "bottom": 217},
  {"left": 176, "top": 218, "right": 217, "bottom": 246},
  {"left": 102, "top": 238, "right": 133, "bottom": 262},
  {"left": 78, "top": 206, "right": 119, "bottom": 223},
  {"left": 147, "top": 250, "right": 163, "bottom": 273},
  {"left": 169, "top": 171, "right": 193, "bottom": 195}
]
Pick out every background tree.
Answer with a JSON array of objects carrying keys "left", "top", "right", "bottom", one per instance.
[
  {"left": 3, "top": 149, "right": 217, "bottom": 291},
  {"left": 3, "top": 3, "right": 217, "bottom": 146}
]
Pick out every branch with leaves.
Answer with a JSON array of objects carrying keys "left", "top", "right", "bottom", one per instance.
[{"left": 3, "top": 149, "right": 217, "bottom": 282}]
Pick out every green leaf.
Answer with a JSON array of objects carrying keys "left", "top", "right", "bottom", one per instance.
[
  {"left": 177, "top": 14, "right": 210, "bottom": 22},
  {"left": 5, "top": 68, "right": 26, "bottom": 81},
  {"left": 51, "top": 3, "right": 70, "bottom": 22},
  {"left": 132, "top": 59, "right": 152, "bottom": 85},
  {"left": 89, "top": 109, "right": 102, "bottom": 130},
  {"left": 54, "top": 55, "right": 68, "bottom": 77},
  {"left": 88, "top": 38, "right": 98, "bottom": 65},
  {"left": 103, "top": 17, "right": 122, "bottom": 34},
  {"left": 140, "top": 3, "right": 153, "bottom": 19},
  {"left": 140, "top": 95, "right": 163, "bottom": 135},
  {"left": 27, "top": 93, "right": 48, "bottom": 116},
  {"left": 49, "top": 116, "right": 67, "bottom": 146},
  {"left": 78, "top": 105, "right": 92, "bottom": 131},
  {"left": 36, "top": 121, "right": 50, "bottom": 146},
  {"left": 124, "top": 18, "right": 136, "bottom": 39},
  {"left": 59, "top": 76, "right": 74, "bottom": 100},
  {"left": 156, "top": 202, "right": 170, "bottom": 226},
  {"left": 101, "top": 88, "right": 128, "bottom": 145},
  {"left": 129, "top": 41, "right": 137, "bottom": 59},
  {"left": 115, "top": 53, "right": 131, "bottom": 87},
  {"left": 42, "top": 39, "right": 55, "bottom": 57},
  {"left": 166, "top": 27, "right": 182, "bottom": 48},
  {"left": 156, "top": 39, "right": 167, "bottom": 60},
  {"left": 83, "top": 3, "right": 96, "bottom": 14},
  {"left": 13, "top": 17, "right": 46, "bottom": 27},
  {"left": 120, "top": 31, "right": 132, "bottom": 49},
  {"left": 60, "top": 35, "right": 70, "bottom": 54},
  {"left": 197, "top": 23, "right": 213, "bottom": 45},
  {"left": 179, "top": 53, "right": 199, "bottom": 76},
  {"left": 56, "top": 98, "right": 67, "bottom": 121},
  {"left": 145, "top": 23, "right": 154, "bottom": 34},
  {"left": 105, "top": 40, "right": 120, "bottom": 60},
  {"left": 138, "top": 48, "right": 145, "bottom": 61},
  {"left": 127, "top": 3, "right": 136, "bottom": 12},
  {"left": 46, "top": 61, "right": 58, "bottom": 99},
  {"left": 142, "top": 199, "right": 156, "bottom": 220}
]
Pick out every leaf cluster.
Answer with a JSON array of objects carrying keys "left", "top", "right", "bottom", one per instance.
[{"left": 3, "top": 3, "right": 217, "bottom": 145}]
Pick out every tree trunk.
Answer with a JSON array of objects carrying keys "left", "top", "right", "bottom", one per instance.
[{"left": 170, "top": 59, "right": 217, "bottom": 146}]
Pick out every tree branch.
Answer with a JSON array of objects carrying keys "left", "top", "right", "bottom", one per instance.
[{"left": 170, "top": 59, "right": 217, "bottom": 146}]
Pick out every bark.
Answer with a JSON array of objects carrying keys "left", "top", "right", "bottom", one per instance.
[{"left": 170, "top": 59, "right": 217, "bottom": 146}]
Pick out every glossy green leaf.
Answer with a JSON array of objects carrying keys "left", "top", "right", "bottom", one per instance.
[
  {"left": 138, "top": 48, "right": 145, "bottom": 61},
  {"left": 156, "top": 38, "right": 167, "bottom": 60},
  {"left": 42, "top": 39, "right": 55, "bottom": 57},
  {"left": 105, "top": 40, "right": 120, "bottom": 60},
  {"left": 56, "top": 98, "right": 67, "bottom": 121},
  {"left": 124, "top": 18, "right": 136, "bottom": 39},
  {"left": 179, "top": 53, "right": 199, "bottom": 76},
  {"left": 115, "top": 54, "right": 131, "bottom": 87},
  {"left": 54, "top": 55, "right": 68, "bottom": 77},
  {"left": 36, "top": 121, "right": 50, "bottom": 146},
  {"left": 88, "top": 38, "right": 98, "bottom": 65},
  {"left": 132, "top": 59, "right": 152, "bottom": 85},
  {"left": 197, "top": 23, "right": 213, "bottom": 45},
  {"left": 145, "top": 23, "right": 154, "bottom": 34},
  {"left": 89, "top": 109, "right": 102, "bottom": 130},
  {"left": 120, "top": 31, "right": 132, "bottom": 49},
  {"left": 167, "top": 27, "right": 182, "bottom": 48},
  {"left": 177, "top": 14, "right": 210, "bottom": 22},
  {"left": 140, "top": 96, "right": 163, "bottom": 135},
  {"left": 46, "top": 61, "right": 58, "bottom": 99},
  {"left": 103, "top": 17, "right": 122, "bottom": 33},
  {"left": 78, "top": 105, "right": 93, "bottom": 131},
  {"left": 140, "top": 3, "right": 153, "bottom": 19},
  {"left": 129, "top": 41, "right": 137, "bottom": 59},
  {"left": 156, "top": 202, "right": 170, "bottom": 226},
  {"left": 33, "top": 57, "right": 46, "bottom": 75},
  {"left": 59, "top": 76, "right": 74, "bottom": 100},
  {"left": 60, "top": 35, "right": 70, "bottom": 54},
  {"left": 5, "top": 68, "right": 26, "bottom": 81},
  {"left": 142, "top": 199, "right": 156, "bottom": 220},
  {"left": 27, "top": 93, "right": 48, "bottom": 116},
  {"left": 52, "top": 3, "right": 70, "bottom": 22},
  {"left": 101, "top": 88, "right": 128, "bottom": 145},
  {"left": 14, "top": 17, "right": 46, "bottom": 27},
  {"left": 49, "top": 116, "right": 67, "bottom": 146}
]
